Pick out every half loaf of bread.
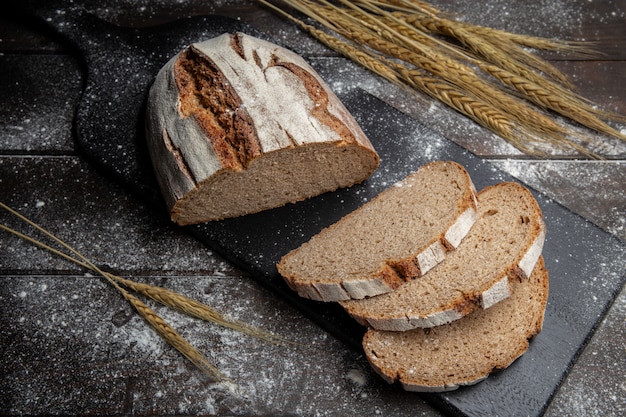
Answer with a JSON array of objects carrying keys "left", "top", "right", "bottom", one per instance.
[
  {"left": 277, "top": 161, "right": 478, "bottom": 301},
  {"left": 362, "top": 257, "right": 549, "bottom": 392},
  {"left": 146, "top": 32, "right": 379, "bottom": 225},
  {"left": 341, "top": 182, "right": 545, "bottom": 330}
]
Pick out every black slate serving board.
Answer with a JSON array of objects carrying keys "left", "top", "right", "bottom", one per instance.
[{"left": 15, "top": 3, "right": 625, "bottom": 416}]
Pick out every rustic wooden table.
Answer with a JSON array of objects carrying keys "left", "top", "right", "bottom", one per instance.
[{"left": 1, "top": 1, "right": 624, "bottom": 416}]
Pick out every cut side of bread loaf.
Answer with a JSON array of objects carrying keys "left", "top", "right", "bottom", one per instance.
[
  {"left": 277, "top": 161, "right": 478, "bottom": 301},
  {"left": 362, "top": 257, "right": 549, "bottom": 392},
  {"left": 146, "top": 32, "right": 379, "bottom": 225},
  {"left": 341, "top": 182, "right": 545, "bottom": 330}
]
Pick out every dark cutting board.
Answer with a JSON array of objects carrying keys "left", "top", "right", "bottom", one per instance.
[{"left": 16, "top": 3, "right": 625, "bottom": 416}]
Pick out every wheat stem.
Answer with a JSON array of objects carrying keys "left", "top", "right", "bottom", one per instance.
[
  {"left": 396, "top": 12, "right": 576, "bottom": 87},
  {"left": 0, "top": 202, "right": 228, "bottom": 381},
  {"left": 294, "top": 1, "right": 605, "bottom": 156},
  {"left": 0, "top": 202, "right": 294, "bottom": 386},
  {"left": 481, "top": 64, "right": 626, "bottom": 136},
  {"left": 352, "top": 0, "right": 621, "bottom": 133},
  {"left": 0, "top": 202, "right": 290, "bottom": 343}
]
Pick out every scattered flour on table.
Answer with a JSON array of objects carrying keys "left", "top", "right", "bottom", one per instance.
[{"left": 346, "top": 368, "right": 369, "bottom": 388}]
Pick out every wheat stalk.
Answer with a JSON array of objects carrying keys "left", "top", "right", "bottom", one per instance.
[
  {"left": 311, "top": 1, "right": 605, "bottom": 152},
  {"left": 389, "top": 63, "right": 600, "bottom": 157},
  {"left": 0, "top": 202, "right": 293, "bottom": 387},
  {"left": 114, "top": 278, "right": 294, "bottom": 346},
  {"left": 344, "top": 0, "right": 606, "bottom": 116},
  {"left": 111, "top": 278, "right": 231, "bottom": 382},
  {"left": 259, "top": 0, "right": 625, "bottom": 158},
  {"left": 382, "top": 6, "right": 626, "bottom": 129},
  {"left": 395, "top": 11, "right": 578, "bottom": 88}
]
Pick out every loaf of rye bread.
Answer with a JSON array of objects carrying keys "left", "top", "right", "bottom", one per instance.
[
  {"left": 145, "top": 33, "right": 379, "bottom": 225},
  {"left": 363, "top": 256, "right": 549, "bottom": 392},
  {"left": 277, "top": 161, "right": 478, "bottom": 301},
  {"left": 340, "top": 182, "right": 545, "bottom": 330}
]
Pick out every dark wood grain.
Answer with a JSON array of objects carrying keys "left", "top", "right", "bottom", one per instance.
[{"left": 1, "top": 1, "right": 624, "bottom": 416}]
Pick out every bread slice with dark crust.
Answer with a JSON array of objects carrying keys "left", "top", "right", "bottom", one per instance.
[
  {"left": 362, "top": 257, "right": 549, "bottom": 392},
  {"left": 277, "top": 161, "right": 478, "bottom": 301},
  {"left": 340, "top": 182, "right": 545, "bottom": 329}
]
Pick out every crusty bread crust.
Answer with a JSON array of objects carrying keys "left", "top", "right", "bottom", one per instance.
[
  {"left": 363, "top": 257, "right": 549, "bottom": 392},
  {"left": 278, "top": 161, "right": 478, "bottom": 301},
  {"left": 146, "top": 33, "right": 379, "bottom": 224},
  {"left": 341, "top": 182, "right": 545, "bottom": 330}
]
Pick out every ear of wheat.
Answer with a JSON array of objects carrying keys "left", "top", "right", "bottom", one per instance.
[
  {"left": 258, "top": 0, "right": 625, "bottom": 158},
  {"left": 0, "top": 202, "right": 294, "bottom": 391}
]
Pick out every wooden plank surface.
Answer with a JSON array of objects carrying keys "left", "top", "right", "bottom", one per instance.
[{"left": 1, "top": 1, "right": 624, "bottom": 416}]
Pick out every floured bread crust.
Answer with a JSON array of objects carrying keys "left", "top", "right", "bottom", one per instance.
[{"left": 146, "top": 32, "right": 379, "bottom": 225}]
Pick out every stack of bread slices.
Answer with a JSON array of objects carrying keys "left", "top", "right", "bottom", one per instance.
[
  {"left": 145, "top": 33, "right": 548, "bottom": 392},
  {"left": 278, "top": 161, "right": 548, "bottom": 392}
]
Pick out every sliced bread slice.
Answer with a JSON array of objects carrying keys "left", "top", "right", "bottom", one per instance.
[
  {"left": 362, "top": 257, "right": 549, "bottom": 392},
  {"left": 277, "top": 161, "right": 478, "bottom": 301},
  {"left": 340, "top": 182, "right": 545, "bottom": 330}
]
